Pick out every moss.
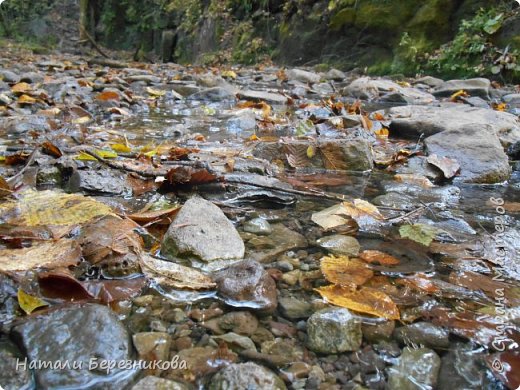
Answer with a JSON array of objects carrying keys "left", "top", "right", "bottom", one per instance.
[
  {"left": 329, "top": 7, "right": 356, "bottom": 31},
  {"left": 354, "top": 0, "right": 421, "bottom": 31},
  {"left": 314, "top": 63, "right": 331, "bottom": 72}
]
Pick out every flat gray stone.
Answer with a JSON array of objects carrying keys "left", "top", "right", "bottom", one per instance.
[
  {"left": 162, "top": 196, "right": 245, "bottom": 262},
  {"left": 237, "top": 89, "right": 288, "bottom": 104},
  {"left": 433, "top": 78, "right": 491, "bottom": 99}
]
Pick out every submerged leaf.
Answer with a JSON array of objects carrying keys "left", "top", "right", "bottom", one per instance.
[
  {"left": 146, "top": 87, "right": 166, "bottom": 97},
  {"left": 311, "top": 199, "right": 382, "bottom": 231},
  {"left": 315, "top": 285, "right": 400, "bottom": 320},
  {"left": 399, "top": 224, "right": 441, "bottom": 246},
  {"left": 359, "top": 250, "right": 400, "bottom": 266},
  {"left": 18, "top": 289, "right": 48, "bottom": 314},
  {"left": 0, "top": 189, "right": 113, "bottom": 227},
  {"left": 140, "top": 254, "right": 215, "bottom": 290},
  {"left": 320, "top": 255, "right": 373, "bottom": 287}
]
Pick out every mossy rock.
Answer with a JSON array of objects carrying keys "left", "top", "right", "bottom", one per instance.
[
  {"left": 354, "top": 0, "right": 422, "bottom": 31},
  {"left": 330, "top": 8, "right": 356, "bottom": 30}
]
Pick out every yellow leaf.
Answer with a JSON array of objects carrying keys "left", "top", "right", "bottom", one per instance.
[
  {"left": 249, "top": 134, "right": 260, "bottom": 141},
  {"left": 143, "top": 150, "right": 157, "bottom": 157},
  {"left": 344, "top": 199, "right": 384, "bottom": 220},
  {"left": 11, "top": 82, "right": 32, "bottom": 94},
  {"left": 450, "top": 89, "right": 468, "bottom": 101},
  {"left": 111, "top": 143, "right": 132, "bottom": 153},
  {"left": 315, "top": 285, "right": 400, "bottom": 320},
  {"left": 307, "top": 145, "right": 316, "bottom": 159},
  {"left": 18, "top": 289, "right": 48, "bottom": 314},
  {"left": 18, "top": 94, "right": 37, "bottom": 104},
  {"left": 75, "top": 152, "right": 97, "bottom": 161},
  {"left": 375, "top": 127, "right": 389, "bottom": 137},
  {"left": 0, "top": 189, "right": 113, "bottom": 226},
  {"left": 146, "top": 87, "right": 166, "bottom": 97},
  {"left": 221, "top": 70, "right": 237, "bottom": 79},
  {"left": 72, "top": 116, "right": 92, "bottom": 124},
  {"left": 320, "top": 255, "right": 373, "bottom": 287},
  {"left": 95, "top": 150, "right": 118, "bottom": 159}
]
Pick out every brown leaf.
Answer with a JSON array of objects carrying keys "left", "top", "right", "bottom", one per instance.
[
  {"left": 5, "top": 152, "right": 29, "bottom": 165},
  {"left": 168, "top": 146, "right": 199, "bottom": 161},
  {"left": 164, "top": 166, "right": 220, "bottom": 186},
  {"left": 486, "top": 353, "right": 520, "bottom": 390},
  {"left": 42, "top": 141, "right": 63, "bottom": 158},
  {"left": 96, "top": 91, "right": 120, "bottom": 101},
  {"left": 319, "top": 143, "right": 348, "bottom": 170},
  {"left": 84, "top": 277, "right": 147, "bottom": 303},
  {"left": 38, "top": 270, "right": 94, "bottom": 301},
  {"left": 315, "top": 285, "right": 400, "bottom": 320},
  {"left": 0, "top": 175, "right": 11, "bottom": 198},
  {"left": 127, "top": 206, "right": 180, "bottom": 225},
  {"left": 359, "top": 250, "right": 400, "bottom": 266},
  {"left": 285, "top": 143, "right": 312, "bottom": 168},
  {"left": 320, "top": 255, "right": 373, "bottom": 287}
]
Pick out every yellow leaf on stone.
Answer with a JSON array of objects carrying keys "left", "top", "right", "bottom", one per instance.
[
  {"left": 221, "top": 70, "right": 237, "bottom": 79},
  {"left": 0, "top": 189, "right": 113, "bottom": 227},
  {"left": 146, "top": 87, "right": 166, "bottom": 97},
  {"left": 95, "top": 150, "right": 118, "bottom": 159},
  {"left": 18, "top": 94, "right": 37, "bottom": 104},
  {"left": 315, "top": 285, "right": 400, "bottom": 320},
  {"left": 111, "top": 143, "right": 132, "bottom": 153},
  {"left": 75, "top": 152, "right": 97, "bottom": 161},
  {"left": 320, "top": 255, "right": 373, "bottom": 287},
  {"left": 18, "top": 289, "right": 48, "bottom": 314},
  {"left": 375, "top": 127, "right": 389, "bottom": 137},
  {"left": 11, "top": 82, "right": 32, "bottom": 94},
  {"left": 72, "top": 116, "right": 92, "bottom": 124},
  {"left": 307, "top": 145, "right": 316, "bottom": 159}
]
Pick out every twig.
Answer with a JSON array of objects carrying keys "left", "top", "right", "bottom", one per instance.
[
  {"left": 384, "top": 205, "right": 426, "bottom": 223},
  {"left": 79, "top": 25, "right": 109, "bottom": 59},
  {"left": 6, "top": 148, "right": 38, "bottom": 185}
]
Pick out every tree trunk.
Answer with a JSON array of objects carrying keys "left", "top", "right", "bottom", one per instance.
[{"left": 79, "top": 0, "right": 90, "bottom": 41}]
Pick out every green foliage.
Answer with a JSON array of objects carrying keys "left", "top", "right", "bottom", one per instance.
[
  {"left": 231, "top": 21, "right": 270, "bottom": 64},
  {"left": 0, "top": 0, "right": 52, "bottom": 39},
  {"left": 425, "top": 7, "right": 520, "bottom": 79}
]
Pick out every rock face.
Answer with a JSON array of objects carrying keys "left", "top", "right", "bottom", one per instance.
[
  {"left": 343, "top": 77, "right": 435, "bottom": 104},
  {"left": 433, "top": 78, "right": 491, "bottom": 99},
  {"left": 161, "top": 196, "right": 245, "bottom": 262},
  {"left": 11, "top": 304, "right": 135, "bottom": 389},
  {"left": 209, "top": 362, "right": 286, "bottom": 390},
  {"left": 214, "top": 260, "right": 277, "bottom": 312},
  {"left": 306, "top": 308, "right": 362, "bottom": 353},
  {"left": 387, "top": 347, "right": 441, "bottom": 390},
  {"left": 386, "top": 104, "right": 520, "bottom": 146},
  {"left": 424, "top": 125, "right": 511, "bottom": 183}
]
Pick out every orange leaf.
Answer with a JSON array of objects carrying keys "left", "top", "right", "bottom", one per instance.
[
  {"left": 42, "top": 141, "right": 63, "bottom": 158},
  {"left": 320, "top": 255, "right": 373, "bottom": 287},
  {"left": 18, "top": 94, "right": 37, "bottom": 105},
  {"left": 359, "top": 250, "right": 400, "bottom": 266},
  {"left": 315, "top": 285, "right": 400, "bottom": 320},
  {"left": 127, "top": 207, "right": 180, "bottom": 225},
  {"left": 11, "top": 82, "right": 32, "bottom": 94},
  {"left": 96, "top": 91, "right": 120, "bottom": 101}
]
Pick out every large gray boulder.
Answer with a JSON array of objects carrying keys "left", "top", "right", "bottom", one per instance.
[
  {"left": 424, "top": 125, "right": 511, "bottom": 183},
  {"left": 343, "top": 77, "right": 435, "bottom": 104},
  {"left": 433, "top": 78, "right": 491, "bottom": 99},
  {"left": 306, "top": 308, "right": 362, "bottom": 353},
  {"left": 386, "top": 104, "right": 520, "bottom": 146},
  {"left": 11, "top": 304, "right": 135, "bottom": 389},
  {"left": 209, "top": 362, "right": 286, "bottom": 390},
  {"left": 161, "top": 196, "right": 245, "bottom": 262}
]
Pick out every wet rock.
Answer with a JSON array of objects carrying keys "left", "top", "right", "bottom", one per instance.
[
  {"left": 68, "top": 169, "right": 129, "bottom": 195},
  {"left": 171, "top": 83, "right": 201, "bottom": 97},
  {"left": 261, "top": 338, "right": 303, "bottom": 360},
  {"left": 227, "top": 109, "right": 256, "bottom": 132},
  {"left": 11, "top": 303, "right": 135, "bottom": 389},
  {"left": 317, "top": 235, "right": 360, "bottom": 257},
  {"left": 243, "top": 218, "right": 272, "bottom": 235},
  {"left": 211, "top": 333, "right": 256, "bottom": 352},
  {"left": 395, "top": 156, "right": 443, "bottom": 182},
  {"left": 190, "top": 87, "right": 236, "bottom": 101},
  {"left": 393, "top": 322, "right": 449, "bottom": 349},
  {"left": 379, "top": 88, "right": 435, "bottom": 105},
  {"left": 20, "top": 72, "right": 44, "bottom": 84},
  {"left": 372, "top": 192, "right": 415, "bottom": 211},
  {"left": 386, "top": 104, "right": 520, "bottom": 146},
  {"left": 508, "top": 140, "right": 520, "bottom": 160},
  {"left": 437, "top": 347, "right": 484, "bottom": 390},
  {"left": 214, "top": 260, "right": 277, "bottom": 312},
  {"left": 278, "top": 296, "right": 313, "bottom": 320},
  {"left": 479, "top": 228, "right": 520, "bottom": 282},
  {"left": 251, "top": 327, "right": 275, "bottom": 346},
  {"left": 424, "top": 125, "right": 511, "bottom": 183},
  {"left": 162, "top": 196, "right": 245, "bottom": 262},
  {"left": 343, "top": 77, "right": 434, "bottom": 104},
  {"left": 133, "top": 332, "right": 172, "bottom": 362},
  {"left": 0, "top": 69, "right": 21, "bottom": 83},
  {"left": 504, "top": 93, "right": 520, "bottom": 108},
  {"left": 414, "top": 76, "right": 444, "bottom": 88},
  {"left": 237, "top": 90, "right": 288, "bottom": 104},
  {"left": 0, "top": 339, "right": 34, "bottom": 390},
  {"left": 361, "top": 320, "right": 395, "bottom": 343},
  {"left": 387, "top": 347, "right": 441, "bottom": 390},
  {"left": 312, "top": 82, "right": 334, "bottom": 96},
  {"left": 209, "top": 362, "right": 286, "bottom": 390},
  {"left": 0, "top": 275, "right": 18, "bottom": 331},
  {"left": 461, "top": 96, "right": 490, "bottom": 108},
  {"left": 247, "top": 223, "right": 307, "bottom": 263},
  {"left": 131, "top": 376, "right": 189, "bottom": 390},
  {"left": 433, "top": 78, "right": 491, "bottom": 99},
  {"left": 287, "top": 69, "right": 321, "bottom": 84},
  {"left": 36, "top": 166, "right": 62, "bottom": 187},
  {"left": 307, "top": 308, "right": 362, "bottom": 353},
  {"left": 170, "top": 346, "right": 236, "bottom": 382},
  {"left": 2, "top": 115, "right": 51, "bottom": 134},
  {"left": 218, "top": 311, "right": 259, "bottom": 336}
]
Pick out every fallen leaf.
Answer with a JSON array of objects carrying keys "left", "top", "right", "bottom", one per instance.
[
  {"left": 18, "top": 94, "right": 37, "bottom": 105},
  {"left": 38, "top": 270, "right": 94, "bottom": 301},
  {"left": 426, "top": 154, "right": 460, "bottom": 180},
  {"left": 74, "top": 151, "right": 97, "bottom": 161},
  {"left": 306, "top": 145, "right": 316, "bottom": 159},
  {"left": 5, "top": 152, "right": 29, "bottom": 165},
  {"left": 486, "top": 352, "right": 520, "bottom": 390},
  {"left": 394, "top": 173, "right": 434, "bottom": 188},
  {"left": 359, "top": 250, "right": 400, "bottom": 266},
  {"left": 374, "top": 127, "right": 389, "bottom": 137},
  {"left": 450, "top": 89, "right": 469, "bottom": 102},
  {"left": 320, "top": 255, "right": 374, "bottom": 287},
  {"left": 11, "top": 82, "right": 32, "bottom": 94},
  {"left": 311, "top": 199, "right": 382, "bottom": 231},
  {"left": 164, "top": 166, "right": 220, "bottom": 186},
  {"left": 169, "top": 146, "right": 199, "bottom": 161},
  {"left": 140, "top": 254, "right": 215, "bottom": 290},
  {"left": 399, "top": 224, "right": 441, "bottom": 246},
  {"left": 71, "top": 116, "right": 92, "bottom": 124},
  {"left": 315, "top": 285, "right": 400, "bottom": 320},
  {"left": 84, "top": 277, "right": 147, "bottom": 303},
  {"left": 0, "top": 189, "right": 113, "bottom": 227},
  {"left": 127, "top": 206, "right": 180, "bottom": 225},
  {"left": 319, "top": 143, "right": 348, "bottom": 170},
  {"left": 111, "top": 143, "right": 132, "bottom": 153},
  {"left": 18, "top": 289, "right": 48, "bottom": 314},
  {"left": 42, "top": 141, "right": 63, "bottom": 158},
  {"left": 221, "top": 70, "right": 237, "bottom": 79},
  {"left": 96, "top": 91, "right": 120, "bottom": 101},
  {"left": 492, "top": 102, "right": 507, "bottom": 112},
  {"left": 0, "top": 175, "right": 11, "bottom": 198},
  {"left": 0, "top": 239, "right": 81, "bottom": 273}
]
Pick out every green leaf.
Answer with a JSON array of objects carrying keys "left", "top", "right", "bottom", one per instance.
[
  {"left": 295, "top": 120, "right": 314, "bottom": 136},
  {"left": 399, "top": 224, "right": 441, "bottom": 247},
  {"left": 18, "top": 289, "right": 48, "bottom": 314}
]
